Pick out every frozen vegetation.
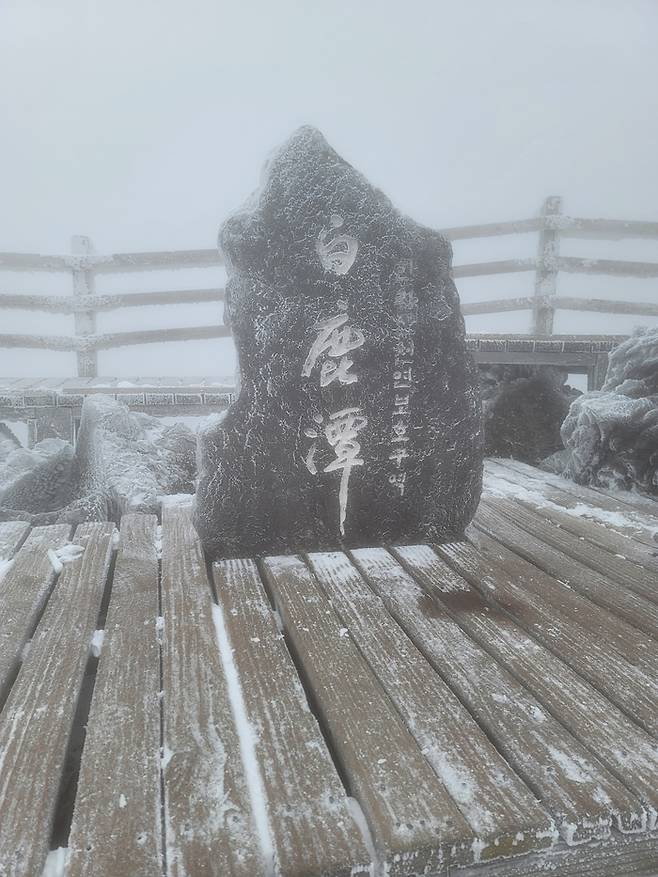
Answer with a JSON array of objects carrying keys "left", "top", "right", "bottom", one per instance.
[
  {"left": 550, "top": 328, "right": 658, "bottom": 495},
  {"left": 0, "top": 395, "right": 197, "bottom": 523}
]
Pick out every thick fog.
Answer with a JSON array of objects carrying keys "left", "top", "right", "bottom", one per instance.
[{"left": 1, "top": 0, "right": 657, "bottom": 378}]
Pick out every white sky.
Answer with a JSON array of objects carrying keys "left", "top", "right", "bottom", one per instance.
[{"left": 1, "top": 0, "right": 657, "bottom": 376}]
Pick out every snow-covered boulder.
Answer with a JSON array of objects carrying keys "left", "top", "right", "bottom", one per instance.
[
  {"left": 0, "top": 395, "right": 197, "bottom": 523},
  {"left": 557, "top": 328, "right": 658, "bottom": 495}
]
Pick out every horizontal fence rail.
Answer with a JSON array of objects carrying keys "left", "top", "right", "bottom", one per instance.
[{"left": 1, "top": 198, "right": 657, "bottom": 377}]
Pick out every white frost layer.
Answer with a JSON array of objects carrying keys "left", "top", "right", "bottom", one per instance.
[
  {"left": 485, "top": 474, "right": 658, "bottom": 538},
  {"left": 47, "top": 549, "right": 63, "bottom": 574},
  {"left": 48, "top": 543, "right": 86, "bottom": 573},
  {"left": 346, "top": 797, "right": 377, "bottom": 877},
  {"left": 0, "top": 557, "right": 13, "bottom": 584},
  {"left": 158, "top": 493, "right": 194, "bottom": 508},
  {"left": 90, "top": 629, "right": 105, "bottom": 658},
  {"left": 41, "top": 847, "right": 70, "bottom": 877},
  {"left": 211, "top": 602, "right": 276, "bottom": 876}
]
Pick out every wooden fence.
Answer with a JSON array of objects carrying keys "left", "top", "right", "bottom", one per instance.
[{"left": 1, "top": 196, "right": 657, "bottom": 378}]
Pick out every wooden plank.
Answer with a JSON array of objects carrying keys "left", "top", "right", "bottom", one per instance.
[
  {"left": 0, "top": 524, "right": 71, "bottom": 698},
  {"left": 483, "top": 476, "right": 658, "bottom": 574},
  {"left": 483, "top": 494, "right": 658, "bottom": 604},
  {"left": 262, "top": 554, "right": 474, "bottom": 875},
  {"left": 553, "top": 296, "right": 658, "bottom": 317},
  {"left": 0, "top": 293, "right": 73, "bottom": 313},
  {"left": 556, "top": 216, "right": 658, "bottom": 241},
  {"left": 472, "top": 507, "right": 658, "bottom": 682},
  {"left": 455, "top": 833, "right": 658, "bottom": 877},
  {"left": 68, "top": 515, "right": 162, "bottom": 877},
  {"left": 453, "top": 258, "right": 536, "bottom": 278},
  {"left": 0, "top": 521, "right": 30, "bottom": 561},
  {"left": 160, "top": 499, "right": 262, "bottom": 877},
  {"left": 493, "top": 458, "right": 658, "bottom": 520},
  {"left": 440, "top": 217, "right": 542, "bottom": 240},
  {"left": 306, "top": 551, "right": 555, "bottom": 864},
  {"left": 79, "top": 287, "right": 225, "bottom": 311},
  {"left": 212, "top": 558, "right": 371, "bottom": 877},
  {"left": 476, "top": 498, "right": 658, "bottom": 639},
  {"left": 0, "top": 252, "right": 70, "bottom": 272},
  {"left": 0, "top": 288, "right": 225, "bottom": 314},
  {"left": 351, "top": 547, "right": 644, "bottom": 846},
  {"left": 487, "top": 460, "right": 658, "bottom": 547},
  {"left": 428, "top": 539, "right": 658, "bottom": 821},
  {"left": 0, "top": 332, "right": 80, "bottom": 351},
  {"left": 0, "top": 522, "right": 114, "bottom": 877},
  {"left": 461, "top": 296, "right": 537, "bottom": 316},
  {"left": 92, "top": 248, "right": 223, "bottom": 273},
  {"left": 558, "top": 256, "right": 658, "bottom": 278},
  {"left": 89, "top": 324, "right": 231, "bottom": 350},
  {"left": 447, "top": 524, "right": 658, "bottom": 676}
]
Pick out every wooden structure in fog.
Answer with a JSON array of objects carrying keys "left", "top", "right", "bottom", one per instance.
[{"left": 0, "top": 196, "right": 656, "bottom": 392}]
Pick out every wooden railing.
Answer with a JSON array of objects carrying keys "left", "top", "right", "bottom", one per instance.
[{"left": 1, "top": 197, "right": 657, "bottom": 377}]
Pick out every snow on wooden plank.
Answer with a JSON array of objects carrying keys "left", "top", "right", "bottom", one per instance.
[
  {"left": 0, "top": 522, "right": 114, "bottom": 877},
  {"left": 416, "top": 542, "right": 658, "bottom": 829},
  {"left": 0, "top": 524, "right": 71, "bottom": 698},
  {"left": 67, "top": 515, "right": 162, "bottom": 877},
  {"left": 476, "top": 499, "right": 658, "bottom": 639},
  {"left": 212, "top": 558, "right": 371, "bottom": 877},
  {"left": 0, "top": 521, "right": 30, "bottom": 563},
  {"left": 160, "top": 501, "right": 263, "bottom": 877},
  {"left": 457, "top": 528, "right": 658, "bottom": 725},
  {"left": 482, "top": 495, "right": 658, "bottom": 606},
  {"left": 261, "top": 554, "right": 474, "bottom": 876},
  {"left": 352, "top": 547, "right": 644, "bottom": 847},
  {"left": 484, "top": 482, "right": 658, "bottom": 577},
  {"left": 487, "top": 460, "right": 658, "bottom": 547},
  {"left": 306, "top": 551, "right": 555, "bottom": 864}
]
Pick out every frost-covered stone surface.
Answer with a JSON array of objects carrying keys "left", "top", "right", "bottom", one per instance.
[
  {"left": 0, "top": 395, "right": 196, "bottom": 523},
  {"left": 480, "top": 366, "right": 578, "bottom": 465},
  {"left": 557, "top": 328, "right": 658, "bottom": 495},
  {"left": 196, "top": 126, "right": 483, "bottom": 558}
]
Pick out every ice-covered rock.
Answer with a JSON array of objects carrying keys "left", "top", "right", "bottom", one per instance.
[
  {"left": 196, "top": 126, "right": 483, "bottom": 558},
  {"left": 0, "top": 395, "right": 197, "bottom": 523},
  {"left": 557, "top": 328, "right": 658, "bottom": 495},
  {"left": 480, "top": 366, "right": 578, "bottom": 465}
]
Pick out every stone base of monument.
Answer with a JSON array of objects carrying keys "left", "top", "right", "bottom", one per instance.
[{"left": 195, "top": 126, "right": 483, "bottom": 559}]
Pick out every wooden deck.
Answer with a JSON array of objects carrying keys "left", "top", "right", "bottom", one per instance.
[{"left": 0, "top": 461, "right": 656, "bottom": 877}]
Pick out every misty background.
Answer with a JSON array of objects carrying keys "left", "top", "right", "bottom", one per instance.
[{"left": 1, "top": 0, "right": 657, "bottom": 380}]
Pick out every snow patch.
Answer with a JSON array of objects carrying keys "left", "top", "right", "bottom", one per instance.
[
  {"left": 42, "top": 848, "right": 70, "bottom": 877},
  {"left": 48, "top": 543, "right": 86, "bottom": 574},
  {"left": 160, "top": 745, "right": 174, "bottom": 769},
  {"left": 47, "top": 549, "right": 63, "bottom": 574},
  {"left": 212, "top": 602, "right": 276, "bottom": 875},
  {"left": 346, "top": 797, "right": 377, "bottom": 877},
  {"left": 90, "top": 629, "right": 105, "bottom": 658},
  {"left": 0, "top": 557, "right": 14, "bottom": 584}
]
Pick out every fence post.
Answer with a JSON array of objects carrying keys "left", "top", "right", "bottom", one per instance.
[
  {"left": 71, "top": 235, "right": 97, "bottom": 377},
  {"left": 533, "top": 196, "right": 562, "bottom": 335}
]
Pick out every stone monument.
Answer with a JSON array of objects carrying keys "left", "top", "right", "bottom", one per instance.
[{"left": 195, "top": 126, "right": 483, "bottom": 558}]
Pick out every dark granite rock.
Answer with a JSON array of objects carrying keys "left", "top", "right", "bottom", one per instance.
[
  {"left": 195, "top": 126, "right": 483, "bottom": 558},
  {"left": 480, "top": 365, "right": 579, "bottom": 465}
]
